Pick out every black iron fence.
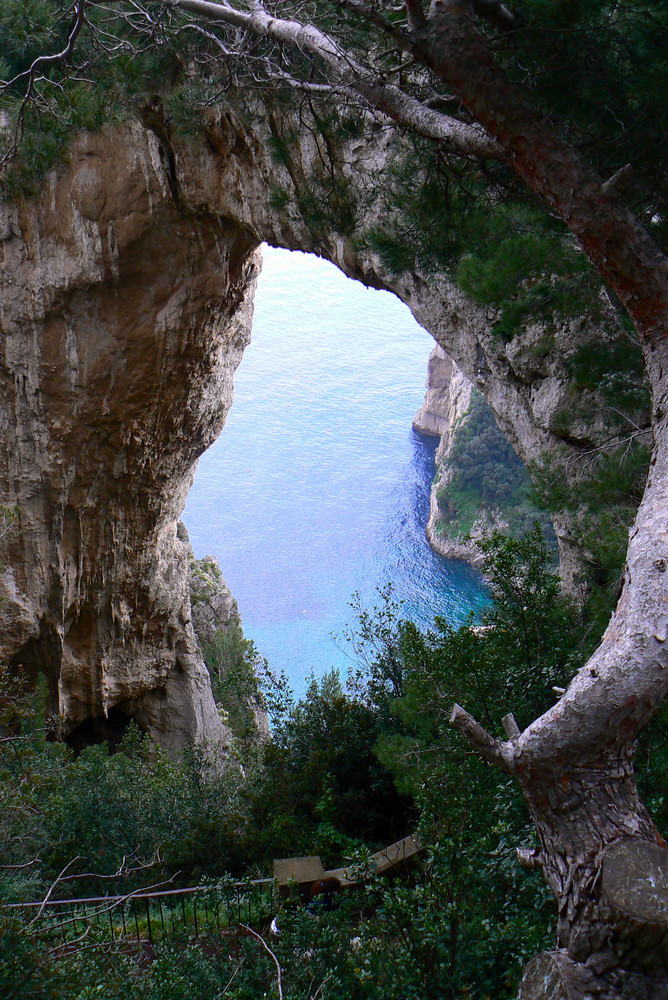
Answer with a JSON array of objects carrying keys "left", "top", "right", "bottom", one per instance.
[{"left": 4, "top": 879, "right": 275, "bottom": 948}]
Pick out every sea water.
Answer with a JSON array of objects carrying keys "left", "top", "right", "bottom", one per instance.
[{"left": 182, "top": 246, "right": 488, "bottom": 697}]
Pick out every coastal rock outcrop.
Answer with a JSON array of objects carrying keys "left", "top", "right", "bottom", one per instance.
[
  {"left": 185, "top": 532, "right": 240, "bottom": 650},
  {"left": 0, "top": 92, "right": 649, "bottom": 748},
  {"left": 183, "top": 523, "right": 269, "bottom": 739},
  {"left": 412, "top": 346, "right": 473, "bottom": 444},
  {"left": 413, "top": 346, "right": 511, "bottom": 569}
]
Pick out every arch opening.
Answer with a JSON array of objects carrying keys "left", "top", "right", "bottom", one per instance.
[{"left": 183, "top": 246, "right": 488, "bottom": 696}]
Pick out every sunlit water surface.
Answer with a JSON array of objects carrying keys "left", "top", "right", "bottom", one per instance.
[{"left": 183, "top": 247, "right": 488, "bottom": 697}]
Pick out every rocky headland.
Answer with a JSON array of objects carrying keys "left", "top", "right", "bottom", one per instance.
[
  {"left": 413, "top": 346, "right": 529, "bottom": 570},
  {"left": 412, "top": 347, "right": 485, "bottom": 568}
]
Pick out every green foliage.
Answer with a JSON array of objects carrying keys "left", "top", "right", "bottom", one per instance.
[
  {"left": 0, "top": 0, "right": 188, "bottom": 196},
  {"left": 361, "top": 145, "right": 609, "bottom": 353},
  {"left": 529, "top": 440, "right": 651, "bottom": 629},
  {"left": 202, "top": 622, "right": 266, "bottom": 745},
  {"left": 567, "top": 334, "right": 648, "bottom": 412},
  {"left": 356, "top": 536, "right": 583, "bottom": 992},
  {"left": 0, "top": 0, "right": 67, "bottom": 78},
  {"left": 248, "top": 669, "right": 411, "bottom": 864},
  {"left": 455, "top": 206, "right": 602, "bottom": 341},
  {"left": 477, "top": 525, "right": 583, "bottom": 723},
  {"left": 361, "top": 139, "right": 470, "bottom": 277},
  {"left": 434, "top": 392, "right": 550, "bottom": 542},
  {"left": 345, "top": 584, "right": 408, "bottom": 712},
  {"left": 445, "top": 393, "right": 525, "bottom": 504},
  {"left": 501, "top": 2, "right": 668, "bottom": 232},
  {"left": 164, "top": 84, "right": 211, "bottom": 139},
  {"left": 0, "top": 912, "right": 61, "bottom": 1000},
  {"left": 637, "top": 702, "right": 668, "bottom": 838},
  {"left": 267, "top": 130, "right": 297, "bottom": 166},
  {"left": 3, "top": 528, "right": 668, "bottom": 998},
  {"left": 268, "top": 184, "right": 291, "bottom": 210},
  {"left": 296, "top": 174, "right": 360, "bottom": 239},
  {"left": 0, "top": 676, "right": 256, "bottom": 899}
]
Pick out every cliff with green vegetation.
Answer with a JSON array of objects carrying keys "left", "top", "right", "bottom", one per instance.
[
  {"left": 183, "top": 522, "right": 270, "bottom": 741},
  {"left": 427, "top": 390, "right": 541, "bottom": 568},
  {"left": 0, "top": 92, "right": 650, "bottom": 749},
  {"left": 413, "top": 312, "right": 648, "bottom": 614},
  {"left": 414, "top": 348, "right": 546, "bottom": 568}
]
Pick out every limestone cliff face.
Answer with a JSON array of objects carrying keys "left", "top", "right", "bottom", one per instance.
[
  {"left": 412, "top": 348, "right": 477, "bottom": 565},
  {"left": 412, "top": 346, "right": 473, "bottom": 445},
  {"left": 413, "top": 346, "right": 511, "bottom": 569},
  {"left": 183, "top": 524, "right": 269, "bottom": 739},
  {"left": 188, "top": 546, "right": 240, "bottom": 651},
  {"left": 0, "top": 123, "right": 259, "bottom": 752},
  {"left": 0, "top": 94, "right": 648, "bottom": 749}
]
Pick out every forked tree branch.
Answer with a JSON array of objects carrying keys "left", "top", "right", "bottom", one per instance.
[
  {"left": 449, "top": 703, "right": 516, "bottom": 773},
  {"left": 0, "top": 0, "right": 88, "bottom": 170},
  {"left": 1, "top": 0, "right": 87, "bottom": 94}
]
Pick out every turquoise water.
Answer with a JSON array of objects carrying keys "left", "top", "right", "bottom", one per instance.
[{"left": 182, "top": 247, "right": 488, "bottom": 696}]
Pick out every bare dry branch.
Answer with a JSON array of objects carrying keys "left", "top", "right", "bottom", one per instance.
[
  {"left": 28, "top": 856, "right": 82, "bottom": 928},
  {"left": 240, "top": 922, "right": 284, "bottom": 1000},
  {"left": 449, "top": 703, "right": 516, "bottom": 773}
]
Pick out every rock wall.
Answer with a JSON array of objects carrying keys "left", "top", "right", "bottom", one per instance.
[
  {"left": 413, "top": 346, "right": 514, "bottom": 569},
  {"left": 185, "top": 532, "right": 240, "bottom": 650},
  {"left": 183, "top": 523, "right": 269, "bottom": 739},
  {"left": 412, "top": 345, "right": 473, "bottom": 445},
  {"left": 0, "top": 123, "right": 259, "bottom": 752},
  {"left": 0, "top": 93, "right": 649, "bottom": 749}
]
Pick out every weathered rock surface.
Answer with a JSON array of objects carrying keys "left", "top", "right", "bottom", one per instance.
[
  {"left": 183, "top": 525, "right": 240, "bottom": 650},
  {"left": 414, "top": 347, "right": 533, "bottom": 571},
  {"left": 413, "top": 346, "right": 471, "bottom": 441},
  {"left": 0, "top": 122, "right": 259, "bottom": 752},
  {"left": 0, "top": 93, "right": 650, "bottom": 748},
  {"left": 182, "top": 522, "right": 269, "bottom": 739},
  {"left": 412, "top": 346, "right": 487, "bottom": 567}
]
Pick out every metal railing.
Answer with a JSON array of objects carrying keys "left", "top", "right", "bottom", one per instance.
[{"left": 4, "top": 879, "right": 275, "bottom": 948}]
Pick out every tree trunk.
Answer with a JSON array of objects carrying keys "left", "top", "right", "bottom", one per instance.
[
  {"left": 424, "top": 2, "right": 668, "bottom": 993},
  {"left": 418, "top": 0, "right": 668, "bottom": 341},
  {"left": 451, "top": 259, "right": 668, "bottom": 1000}
]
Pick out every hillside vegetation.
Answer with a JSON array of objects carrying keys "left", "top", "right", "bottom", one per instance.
[{"left": 2, "top": 531, "right": 667, "bottom": 998}]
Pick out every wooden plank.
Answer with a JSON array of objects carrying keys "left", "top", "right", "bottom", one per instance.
[
  {"left": 321, "top": 866, "right": 362, "bottom": 889},
  {"left": 322, "top": 835, "right": 424, "bottom": 890},
  {"left": 273, "top": 856, "right": 325, "bottom": 897},
  {"left": 370, "top": 834, "right": 422, "bottom": 874}
]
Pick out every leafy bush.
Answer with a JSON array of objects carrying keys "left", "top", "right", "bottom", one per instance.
[
  {"left": 3, "top": 532, "right": 667, "bottom": 999},
  {"left": 202, "top": 622, "right": 267, "bottom": 745}
]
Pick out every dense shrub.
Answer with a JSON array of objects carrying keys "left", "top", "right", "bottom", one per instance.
[{"left": 2, "top": 531, "right": 667, "bottom": 998}]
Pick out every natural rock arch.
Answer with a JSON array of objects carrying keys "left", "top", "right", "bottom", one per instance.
[{"left": 0, "top": 97, "right": 630, "bottom": 750}]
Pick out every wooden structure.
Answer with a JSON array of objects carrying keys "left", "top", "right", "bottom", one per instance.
[
  {"left": 273, "top": 856, "right": 326, "bottom": 900},
  {"left": 273, "top": 834, "right": 424, "bottom": 897},
  {"left": 369, "top": 834, "right": 422, "bottom": 875}
]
